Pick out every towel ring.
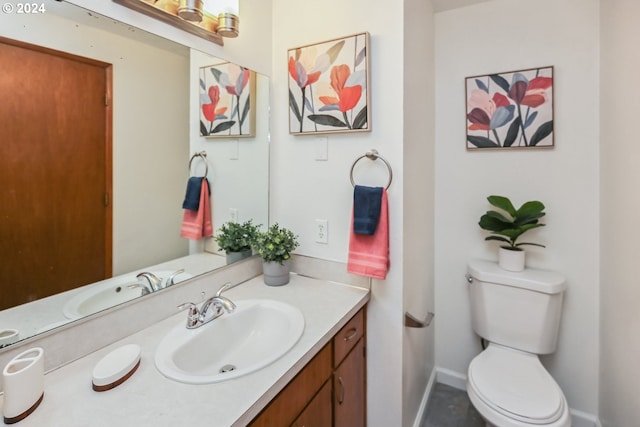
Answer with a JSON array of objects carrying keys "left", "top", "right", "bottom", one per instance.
[
  {"left": 349, "top": 149, "right": 393, "bottom": 190},
  {"left": 189, "top": 151, "right": 208, "bottom": 177}
]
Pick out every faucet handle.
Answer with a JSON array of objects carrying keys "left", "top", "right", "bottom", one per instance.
[
  {"left": 177, "top": 302, "right": 199, "bottom": 328},
  {"left": 166, "top": 269, "right": 185, "bottom": 288},
  {"left": 216, "top": 282, "right": 233, "bottom": 297}
]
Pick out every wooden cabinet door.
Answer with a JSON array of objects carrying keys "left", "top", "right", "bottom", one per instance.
[
  {"left": 291, "top": 380, "right": 332, "bottom": 427},
  {"left": 333, "top": 338, "right": 366, "bottom": 427},
  {"left": 249, "top": 344, "right": 332, "bottom": 427}
]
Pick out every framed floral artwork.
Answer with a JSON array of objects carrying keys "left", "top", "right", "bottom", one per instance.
[
  {"left": 465, "top": 66, "right": 554, "bottom": 150},
  {"left": 200, "top": 62, "right": 256, "bottom": 138},
  {"left": 288, "top": 32, "right": 370, "bottom": 135}
]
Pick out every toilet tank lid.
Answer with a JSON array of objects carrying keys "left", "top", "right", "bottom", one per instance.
[{"left": 468, "top": 259, "right": 566, "bottom": 294}]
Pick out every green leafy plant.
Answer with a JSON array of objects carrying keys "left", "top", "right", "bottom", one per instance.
[
  {"left": 254, "top": 223, "right": 299, "bottom": 264},
  {"left": 215, "top": 220, "right": 260, "bottom": 253},
  {"left": 478, "top": 195, "right": 546, "bottom": 251}
]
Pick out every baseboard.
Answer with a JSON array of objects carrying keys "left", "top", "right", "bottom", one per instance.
[
  {"left": 426, "top": 367, "right": 602, "bottom": 427},
  {"left": 412, "top": 368, "right": 438, "bottom": 427},
  {"left": 569, "top": 408, "right": 602, "bottom": 427},
  {"left": 435, "top": 366, "right": 467, "bottom": 390}
]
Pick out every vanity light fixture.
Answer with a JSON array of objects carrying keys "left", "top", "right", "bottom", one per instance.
[
  {"left": 177, "top": 0, "right": 203, "bottom": 22},
  {"left": 204, "top": 0, "right": 239, "bottom": 38}
]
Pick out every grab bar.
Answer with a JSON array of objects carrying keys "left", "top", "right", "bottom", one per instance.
[{"left": 404, "top": 311, "right": 434, "bottom": 328}]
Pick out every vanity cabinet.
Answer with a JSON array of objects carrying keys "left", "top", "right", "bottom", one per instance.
[{"left": 249, "top": 306, "right": 366, "bottom": 427}]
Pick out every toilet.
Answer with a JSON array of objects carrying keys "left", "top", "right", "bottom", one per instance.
[{"left": 466, "top": 259, "right": 571, "bottom": 427}]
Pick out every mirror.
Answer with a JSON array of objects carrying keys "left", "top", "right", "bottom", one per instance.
[{"left": 0, "top": 1, "right": 269, "bottom": 348}]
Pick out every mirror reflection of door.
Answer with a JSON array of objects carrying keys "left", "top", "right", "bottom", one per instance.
[{"left": 0, "top": 37, "right": 113, "bottom": 310}]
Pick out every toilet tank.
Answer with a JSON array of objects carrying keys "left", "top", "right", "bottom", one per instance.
[{"left": 467, "top": 259, "right": 566, "bottom": 355}]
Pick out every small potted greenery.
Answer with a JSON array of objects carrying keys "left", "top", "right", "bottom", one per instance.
[
  {"left": 215, "top": 219, "right": 261, "bottom": 264},
  {"left": 478, "top": 195, "right": 546, "bottom": 271},
  {"left": 254, "top": 223, "right": 299, "bottom": 286}
]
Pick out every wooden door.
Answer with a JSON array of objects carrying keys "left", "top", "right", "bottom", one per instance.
[{"left": 0, "top": 37, "right": 112, "bottom": 310}]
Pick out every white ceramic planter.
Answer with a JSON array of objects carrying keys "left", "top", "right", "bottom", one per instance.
[{"left": 498, "top": 247, "right": 525, "bottom": 272}]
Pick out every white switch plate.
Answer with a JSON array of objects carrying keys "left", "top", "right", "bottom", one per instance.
[
  {"left": 229, "top": 208, "right": 238, "bottom": 222},
  {"left": 315, "top": 137, "right": 328, "bottom": 161},
  {"left": 315, "top": 219, "right": 328, "bottom": 244},
  {"left": 229, "top": 139, "right": 239, "bottom": 160}
]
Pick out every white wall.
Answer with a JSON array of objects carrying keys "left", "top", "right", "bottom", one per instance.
[
  {"left": 188, "top": 50, "right": 270, "bottom": 243},
  {"left": 599, "top": 1, "right": 640, "bottom": 425},
  {"left": 434, "top": 0, "right": 600, "bottom": 417},
  {"left": 67, "top": 0, "right": 272, "bottom": 75},
  {"left": 270, "top": 1, "right": 413, "bottom": 425},
  {"left": 402, "top": 0, "right": 436, "bottom": 426}
]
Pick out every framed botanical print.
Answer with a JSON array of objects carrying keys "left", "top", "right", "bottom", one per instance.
[
  {"left": 200, "top": 62, "right": 256, "bottom": 138},
  {"left": 288, "top": 32, "right": 370, "bottom": 135},
  {"left": 465, "top": 66, "right": 554, "bottom": 150}
]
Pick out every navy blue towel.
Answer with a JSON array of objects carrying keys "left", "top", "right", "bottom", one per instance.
[
  {"left": 353, "top": 185, "right": 383, "bottom": 235},
  {"left": 182, "top": 177, "right": 210, "bottom": 211}
]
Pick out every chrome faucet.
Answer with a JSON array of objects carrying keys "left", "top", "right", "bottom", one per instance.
[
  {"left": 178, "top": 283, "right": 236, "bottom": 329},
  {"left": 136, "top": 272, "right": 162, "bottom": 292}
]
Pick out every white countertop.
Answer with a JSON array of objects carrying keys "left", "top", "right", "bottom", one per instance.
[{"left": 1, "top": 273, "right": 369, "bottom": 427}]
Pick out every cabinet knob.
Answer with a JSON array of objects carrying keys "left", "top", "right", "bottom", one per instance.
[{"left": 337, "top": 376, "right": 345, "bottom": 405}]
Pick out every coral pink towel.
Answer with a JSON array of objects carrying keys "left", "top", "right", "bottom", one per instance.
[
  {"left": 347, "top": 188, "right": 389, "bottom": 279},
  {"left": 180, "top": 178, "right": 213, "bottom": 240}
]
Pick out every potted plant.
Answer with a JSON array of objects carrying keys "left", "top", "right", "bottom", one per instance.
[
  {"left": 254, "top": 223, "right": 299, "bottom": 286},
  {"left": 478, "top": 195, "right": 546, "bottom": 271},
  {"left": 215, "top": 219, "right": 260, "bottom": 264}
]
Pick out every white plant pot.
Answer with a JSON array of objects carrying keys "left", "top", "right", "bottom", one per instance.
[{"left": 498, "top": 247, "right": 525, "bottom": 272}]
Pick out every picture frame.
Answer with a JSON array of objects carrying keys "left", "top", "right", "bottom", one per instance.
[
  {"left": 288, "top": 32, "right": 370, "bottom": 135},
  {"left": 465, "top": 66, "right": 554, "bottom": 150},
  {"left": 200, "top": 62, "right": 256, "bottom": 138}
]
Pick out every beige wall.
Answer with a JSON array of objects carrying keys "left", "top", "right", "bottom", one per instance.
[
  {"left": 0, "top": 6, "right": 190, "bottom": 274},
  {"left": 402, "top": 0, "right": 436, "bottom": 426},
  {"left": 599, "top": 1, "right": 640, "bottom": 425},
  {"left": 434, "top": 0, "right": 601, "bottom": 418}
]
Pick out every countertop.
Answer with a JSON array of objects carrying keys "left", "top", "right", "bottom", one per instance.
[{"left": 0, "top": 273, "right": 369, "bottom": 427}]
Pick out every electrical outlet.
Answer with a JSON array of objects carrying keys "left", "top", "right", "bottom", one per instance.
[{"left": 315, "top": 219, "right": 328, "bottom": 244}]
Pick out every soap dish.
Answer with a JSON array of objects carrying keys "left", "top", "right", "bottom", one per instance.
[{"left": 92, "top": 344, "right": 141, "bottom": 392}]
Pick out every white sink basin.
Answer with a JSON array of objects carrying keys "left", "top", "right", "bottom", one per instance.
[
  {"left": 63, "top": 270, "right": 192, "bottom": 319},
  {"left": 154, "top": 299, "right": 305, "bottom": 384}
]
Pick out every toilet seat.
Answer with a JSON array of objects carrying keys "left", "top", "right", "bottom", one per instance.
[{"left": 467, "top": 344, "right": 569, "bottom": 426}]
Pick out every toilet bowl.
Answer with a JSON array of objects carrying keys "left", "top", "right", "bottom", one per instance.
[
  {"left": 466, "top": 260, "right": 571, "bottom": 427},
  {"left": 467, "top": 344, "right": 571, "bottom": 427}
]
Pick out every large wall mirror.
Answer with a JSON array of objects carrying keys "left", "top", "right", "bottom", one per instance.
[{"left": 0, "top": 1, "right": 269, "bottom": 348}]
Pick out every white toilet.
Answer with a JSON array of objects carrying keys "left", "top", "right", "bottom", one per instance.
[{"left": 466, "top": 259, "right": 571, "bottom": 427}]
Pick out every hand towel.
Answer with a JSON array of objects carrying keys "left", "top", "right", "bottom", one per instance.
[
  {"left": 182, "top": 177, "right": 205, "bottom": 211},
  {"left": 180, "top": 178, "right": 213, "bottom": 240},
  {"left": 347, "top": 188, "right": 389, "bottom": 279},
  {"left": 353, "top": 185, "right": 383, "bottom": 235}
]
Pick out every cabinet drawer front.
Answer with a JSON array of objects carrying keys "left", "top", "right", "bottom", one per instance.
[{"left": 334, "top": 308, "right": 364, "bottom": 365}]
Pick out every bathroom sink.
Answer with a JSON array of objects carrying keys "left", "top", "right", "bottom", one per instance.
[
  {"left": 63, "top": 270, "right": 192, "bottom": 319},
  {"left": 154, "top": 299, "right": 305, "bottom": 384}
]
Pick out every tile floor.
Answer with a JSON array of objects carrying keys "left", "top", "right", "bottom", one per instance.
[{"left": 420, "top": 383, "right": 486, "bottom": 427}]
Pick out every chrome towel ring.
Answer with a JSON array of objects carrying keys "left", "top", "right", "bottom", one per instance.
[
  {"left": 349, "top": 149, "right": 393, "bottom": 190},
  {"left": 189, "top": 151, "right": 208, "bottom": 177}
]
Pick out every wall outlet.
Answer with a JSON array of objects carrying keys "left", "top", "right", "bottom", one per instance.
[{"left": 315, "top": 219, "right": 328, "bottom": 244}]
